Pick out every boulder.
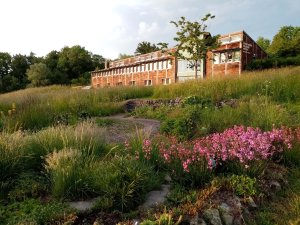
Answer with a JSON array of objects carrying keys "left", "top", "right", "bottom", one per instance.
[{"left": 203, "top": 209, "right": 222, "bottom": 225}]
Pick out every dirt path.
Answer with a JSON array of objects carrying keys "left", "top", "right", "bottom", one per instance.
[{"left": 100, "top": 114, "right": 161, "bottom": 144}]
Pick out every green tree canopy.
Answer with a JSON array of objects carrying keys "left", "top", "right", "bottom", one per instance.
[
  {"left": 118, "top": 53, "right": 133, "bottom": 59},
  {"left": 171, "top": 14, "right": 219, "bottom": 79},
  {"left": 256, "top": 36, "right": 271, "bottom": 53},
  {"left": 135, "top": 41, "right": 159, "bottom": 55},
  {"left": 0, "top": 52, "right": 12, "bottom": 79},
  {"left": 268, "top": 26, "right": 300, "bottom": 57},
  {"left": 26, "top": 63, "right": 52, "bottom": 87},
  {"left": 57, "top": 45, "right": 94, "bottom": 82}
]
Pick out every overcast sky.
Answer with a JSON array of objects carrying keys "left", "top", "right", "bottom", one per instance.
[{"left": 0, "top": 0, "right": 299, "bottom": 59}]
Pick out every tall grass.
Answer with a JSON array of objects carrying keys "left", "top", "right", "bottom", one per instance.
[
  {"left": 152, "top": 66, "right": 300, "bottom": 103},
  {"left": 0, "top": 85, "right": 153, "bottom": 130}
]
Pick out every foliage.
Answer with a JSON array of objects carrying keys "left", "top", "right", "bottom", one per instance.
[
  {"left": 135, "top": 41, "right": 159, "bottom": 55},
  {"left": 140, "top": 209, "right": 182, "bottom": 225},
  {"left": 160, "top": 105, "right": 200, "bottom": 140},
  {"left": 26, "top": 63, "right": 52, "bottom": 87},
  {"left": 268, "top": 26, "right": 300, "bottom": 57},
  {"left": 0, "top": 199, "right": 75, "bottom": 225},
  {"left": 118, "top": 53, "right": 134, "bottom": 59},
  {"left": 246, "top": 55, "right": 300, "bottom": 70},
  {"left": 256, "top": 36, "right": 271, "bottom": 53},
  {"left": 0, "top": 46, "right": 105, "bottom": 93},
  {"left": 170, "top": 14, "right": 219, "bottom": 78},
  {"left": 7, "top": 172, "right": 48, "bottom": 201},
  {"left": 213, "top": 175, "right": 257, "bottom": 196}
]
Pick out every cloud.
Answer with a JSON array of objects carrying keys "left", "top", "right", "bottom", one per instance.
[{"left": 0, "top": 0, "right": 299, "bottom": 59}]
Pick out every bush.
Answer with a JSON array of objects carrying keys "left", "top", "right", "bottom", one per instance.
[
  {"left": 246, "top": 55, "right": 300, "bottom": 70},
  {"left": 0, "top": 199, "right": 75, "bottom": 225},
  {"left": 160, "top": 105, "right": 200, "bottom": 140},
  {"left": 213, "top": 174, "right": 257, "bottom": 196}
]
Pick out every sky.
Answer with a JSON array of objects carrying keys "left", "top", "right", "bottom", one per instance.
[{"left": 0, "top": 0, "right": 299, "bottom": 59}]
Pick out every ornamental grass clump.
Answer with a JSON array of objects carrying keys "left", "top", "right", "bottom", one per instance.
[{"left": 44, "top": 147, "right": 97, "bottom": 200}]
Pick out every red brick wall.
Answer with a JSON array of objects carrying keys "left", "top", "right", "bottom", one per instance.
[
  {"left": 91, "top": 56, "right": 176, "bottom": 88},
  {"left": 91, "top": 31, "right": 267, "bottom": 88}
]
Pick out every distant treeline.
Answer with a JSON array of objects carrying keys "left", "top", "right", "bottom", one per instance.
[
  {"left": 248, "top": 26, "right": 300, "bottom": 70},
  {"left": 0, "top": 46, "right": 105, "bottom": 93}
]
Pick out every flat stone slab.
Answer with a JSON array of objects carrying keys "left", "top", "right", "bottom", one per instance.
[
  {"left": 68, "top": 199, "right": 97, "bottom": 212},
  {"left": 142, "top": 184, "right": 171, "bottom": 208}
]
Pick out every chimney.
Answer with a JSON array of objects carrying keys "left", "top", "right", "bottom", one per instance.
[{"left": 105, "top": 60, "right": 110, "bottom": 69}]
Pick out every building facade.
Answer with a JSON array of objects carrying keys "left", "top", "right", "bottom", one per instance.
[{"left": 91, "top": 31, "right": 267, "bottom": 88}]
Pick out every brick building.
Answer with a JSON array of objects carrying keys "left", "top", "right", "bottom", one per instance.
[{"left": 91, "top": 31, "right": 267, "bottom": 88}]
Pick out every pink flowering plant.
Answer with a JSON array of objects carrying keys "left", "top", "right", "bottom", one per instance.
[{"left": 138, "top": 125, "right": 294, "bottom": 186}]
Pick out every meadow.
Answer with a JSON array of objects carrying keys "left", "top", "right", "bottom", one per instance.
[{"left": 0, "top": 66, "right": 300, "bottom": 224}]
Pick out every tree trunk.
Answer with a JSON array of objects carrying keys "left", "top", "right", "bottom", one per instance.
[{"left": 194, "top": 60, "right": 198, "bottom": 79}]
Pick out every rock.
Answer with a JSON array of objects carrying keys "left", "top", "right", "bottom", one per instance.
[
  {"left": 164, "top": 174, "right": 172, "bottom": 183},
  {"left": 203, "top": 209, "right": 222, "bottom": 225},
  {"left": 219, "top": 203, "right": 234, "bottom": 225},
  {"left": 233, "top": 215, "right": 243, "bottom": 225},
  {"left": 232, "top": 195, "right": 242, "bottom": 211},
  {"left": 132, "top": 219, "right": 140, "bottom": 225},
  {"left": 270, "top": 181, "right": 281, "bottom": 192},
  {"left": 198, "top": 218, "right": 208, "bottom": 225},
  {"left": 247, "top": 196, "right": 258, "bottom": 209},
  {"left": 141, "top": 184, "right": 171, "bottom": 208},
  {"left": 189, "top": 212, "right": 199, "bottom": 225},
  {"left": 68, "top": 198, "right": 97, "bottom": 212}
]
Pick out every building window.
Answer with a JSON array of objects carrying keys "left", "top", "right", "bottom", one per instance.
[
  {"left": 233, "top": 51, "right": 241, "bottom": 62},
  {"left": 154, "top": 62, "right": 157, "bottom": 70},
  {"left": 144, "top": 80, "right": 152, "bottom": 86},
  {"left": 116, "top": 82, "right": 122, "bottom": 86},
  {"left": 213, "top": 50, "right": 241, "bottom": 64},
  {"left": 162, "top": 78, "right": 171, "bottom": 85},
  {"left": 220, "top": 52, "right": 226, "bottom": 63},
  {"left": 97, "top": 83, "right": 100, "bottom": 88},
  {"left": 167, "top": 60, "right": 172, "bottom": 69},
  {"left": 129, "top": 80, "right": 136, "bottom": 86}
]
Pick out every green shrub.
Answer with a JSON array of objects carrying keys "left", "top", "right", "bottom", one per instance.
[
  {"left": 213, "top": 174, "right": 257, "bottom": 196},
  {"left": 160, "top": 105, "right": 200, "bottom": 140},
  {"left": 96, "top": 156, "right": 161, "bottom": 212},
  {"left": 8, "top": 173, "right": 48, "bottom": 201},
  {"left": 0, "top": 199, "right": 75, "bottom": 225},
  {"left": 246, "top": 55, "right": 300, "bottom": 70}
]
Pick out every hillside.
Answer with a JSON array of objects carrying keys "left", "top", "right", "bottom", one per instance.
[{"left": 0, "top": 66, "right": 300, "bottom": 224}]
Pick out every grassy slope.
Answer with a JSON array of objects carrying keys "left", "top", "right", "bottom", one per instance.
[{"left": 0, "top": 66, "right": 300, "bottom": 224}]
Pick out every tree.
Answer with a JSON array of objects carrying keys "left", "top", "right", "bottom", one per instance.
[
  {"left": 57, "top": 45, "right": 94, "bottom": 82},
  {"left": 10, "top": 54, "right": 31, "bottom": 89},
  {"left": 0, "top": 52, "right": 12, "bottom": 79},
  {"left": 170, "top": 14, "right": 219, "bottom": 79},
  {"left": 26, "top": 63, "right": 52, "bottom": 87},
  {"left": 268, "top": 26, "right": 300, "bottom": 57},
  {"left": 256, "top": 36, "right": 271, "bottom": 53},
  {"left": 44, "top": 50, "right": 68, "bottom": 84},
  {"left": 91, "top": 54, "right": 105, "bottom": 70},
  {"left": 118, "top": 53, "right": 133, "bottom": 59},
  {"left": 135, "top": 41, "right": 159, "bottom": 55}
]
